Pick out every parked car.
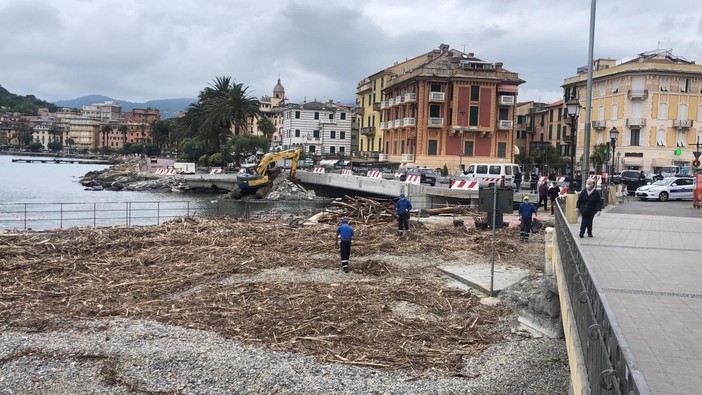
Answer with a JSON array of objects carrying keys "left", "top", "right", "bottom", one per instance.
[
  {"left": 400, "top": 167, "right": 437, "bottom": 186},
  {"left": 620, "top": 170, "right": 647, "bottom": 195},
  {"left": 635, "top": 177, "right": 695, "bottom": 201}
]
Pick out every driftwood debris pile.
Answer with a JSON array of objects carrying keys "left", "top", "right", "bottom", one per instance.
[
  {"left": 319, "top": 196, "right": 474, "bottom": 225},
  {"left": 0, "top": 217, "right": 531, "bottom": 375}
]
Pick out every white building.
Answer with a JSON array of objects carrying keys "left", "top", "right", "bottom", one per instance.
[{"left": 282, "top": 100, "right": 352, "bottom": 156}]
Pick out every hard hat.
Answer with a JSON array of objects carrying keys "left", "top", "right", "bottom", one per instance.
[{"left": 523, "top": 195, "right": 530, "bottom": 201}]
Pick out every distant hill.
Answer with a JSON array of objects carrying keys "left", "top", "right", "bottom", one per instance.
[
  {"left": 54, "top": 95, "right": 196, "bottom": 119},
  {"left": 0, "top": 84, "right": 59, "bottom": 115}
]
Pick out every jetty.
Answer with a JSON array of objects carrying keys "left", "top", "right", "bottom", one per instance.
[{"left": 11, "top": 158, "right": 113, "bottom": 165}]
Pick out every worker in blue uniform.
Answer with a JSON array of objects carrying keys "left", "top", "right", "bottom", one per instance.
[{"left": 335, "top": 218, "right": 354, "bottom": 273}]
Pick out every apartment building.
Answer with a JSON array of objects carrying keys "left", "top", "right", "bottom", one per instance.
[
  {"left": 281, "top": 100, "right": 352, "bottom": 156},
  {"left": 379, "top": 44, "right": 524, "bottom": 171},
  {"left": 121, "top": 108, "right": 160, "bottom": 147},
  {"left": 563, "top": 49, "right": 702, "bottom": 172},
  {"left": 256, "top": 78, "right": 286, "bottom": 146}
]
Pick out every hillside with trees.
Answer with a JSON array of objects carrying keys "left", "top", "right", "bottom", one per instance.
[{"left": 0, "top": 85, "right": 58, "bottom": 114}]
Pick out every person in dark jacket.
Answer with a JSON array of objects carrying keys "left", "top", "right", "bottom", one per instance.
[
  {"left": 547, "top": 182, "right": 560, "bottom": 214},
  {"left": 529, "top": 170, "right": 539, "bottom": 193},
  {"left": 514, "top": 171, "right": 522, "bottom": 192},
  {"left": 577, "top": 179, "right": 603, "bottom": 238},
  {"left": 335, "top": 218, "right": 354, "bottom": 272},
  {"left": 395, "top": 193, "right": 412, "bottom": 234},
  {"left": 537, "top": 182, "right": 549, "bottom": 211},
  {"left": 518, "top": 195, "right": 537, "bottom": 241}
]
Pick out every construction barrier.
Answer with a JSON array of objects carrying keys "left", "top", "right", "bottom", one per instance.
[
  {"left": 405, "top": 175, "right": 421, "bottom": 185},
  {"left": 341, "top": 169, "right": 353, "bottom": 176},
  {"left": 155, "top": 168, "right": 178, "bottom": 175},
  {"left": 312, "top": 167, "right": 325, "bottom": 174},
  {"left": 209, "top": 168, "right": 224, "bottom": 174},
  {"left": 450, "top": 180, "right": 479, "bottom": 190},
  {"left": 366, "top": 170, "right": 382, "bottom": 179},
  {"left": 559, "top": 187, "right": 569, "bottom": 195}
]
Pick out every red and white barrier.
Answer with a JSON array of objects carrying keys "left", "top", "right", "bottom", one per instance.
[
  {"left": 539, "top": 176, "right": 548, "bottom": 184},
  {"left": 312, "top": 167, "right": 325, "bottom": 173},
  {"left": 341, "top": 169, "right": 352, "bottom": 176},
  {"left": 481, "top": 177, "right": 503, "bottom": 183},
  {"left": 405, "top": 174, "right": 421, "bottom": 185},
  {"left": 589, "top": 175, "right": 603, "bottom": 186},
  {"left": 366, "top": 170, "right": 382, "bottom": 179},
  {"left": 155, "top": 168, "right": 178, "bottom": 175},
  {"left": 209, "top": 168, "right": 224, "bottom": 174},
  {"left": 559, "top": 187, "right": 569, "bottom": 195},
  {"left": 450, "top": 180, "right": 479, "bottom": 190}
]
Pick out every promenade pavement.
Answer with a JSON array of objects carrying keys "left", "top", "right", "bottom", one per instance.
[{"left": 569, "top": 206, "right": 702, "bottom": 395}]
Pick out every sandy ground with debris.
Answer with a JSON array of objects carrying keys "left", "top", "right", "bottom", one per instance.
[{"left": 0, "top": 213, "right": 565, "bottom": 393}]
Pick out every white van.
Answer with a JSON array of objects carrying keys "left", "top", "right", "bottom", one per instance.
[{"left": 457, "top": 163, "right": 521, "bottom": 188}]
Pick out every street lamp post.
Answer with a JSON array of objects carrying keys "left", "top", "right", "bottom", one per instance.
[
  {"left": 609, "top": 127, "right": 619, "bottom": 185},
  {"left": 565, "top": 93, "right": 581, "bottom": 193}
]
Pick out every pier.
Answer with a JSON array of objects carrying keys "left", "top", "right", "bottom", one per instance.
[{"left": 11, "top": 158, "right": 114, "bottom": 165}]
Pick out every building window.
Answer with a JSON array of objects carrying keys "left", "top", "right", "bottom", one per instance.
[
  {"left": 611, "top": 79, "right": 619, "bottom": 94},
  {"left": 428, "top": 140, "right": 438, "bottom": 155},
  {"left": 497, "top": 142, "right": 506, "bottom": 158},
  {"left": 610, "top": 103, "right": 618, "bottom": 121},
  {"left": 340, "top": 131, "right": 345, "bottom": 139},
  {"left": 470, "top": 86, "right": 480, "bottom": 101},
  {"left": 328, "top": 113, "right": 334, "bottom": 120},
  {"left": 295, "top": 111, "right": 300, "bottom": 119},
  {"left": 314, "top": 112, "right": 319, "bottom": 120},
  {"left": 557, "top": 124, "right": 561, "bottom": 140},
  {"left": 658, "top": 102, "right": 668, "bottom": 119},
  {"left": 330, "top": 130, "right": 336, "bottom": 139},
  {"left": 660, "top": 77, "right": 670, "bottom": 92},
  {"left": 656, "top": 127, "right": 666, "bottom": 146},
  {"left": 330, "top": 146, "right": 336, "bottom": 154},
  {"left": 681, "top": 78, "right": 691, "bottom": 93},
  {"left": 430, "top": 84, "right": 441, "bottom": 92},
  {"left": 339, "top": 146, "right": 345, "bottom": 153},
  {"left": 464, "top": 141, "right": 474, "bottom": 156},
  {"left": 340, "top": 112, "right": 346, "bottom": 120},
  {"left": 630, "top": 129, "right": 641, "bottom": 146},
  {"left": 295, "top": 129, "right": 300, "bottom": 137},
  {"left": 469, "top": 106, "right": 479, "bottom": 125},
  {"left": 430, "top": 105, "right": 441, "bottom": 118},
  {"left": 548, "top": 125, "right": 553, "bottom": 140},
  {"left": 309, "top": 145, "right": 316, "bottom": 153},
  {"left": 313, "top": 130, "right": 320, "bottom": 138},
  {"left": 677, "top": 129, "right": 687, "bottom": 147}
]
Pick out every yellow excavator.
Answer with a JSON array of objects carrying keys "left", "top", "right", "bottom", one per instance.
[{"left": 235, "top": 149, "right": 301, "bottom": 198}]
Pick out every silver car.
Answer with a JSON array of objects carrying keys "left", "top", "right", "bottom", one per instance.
[{"left": 635, "top": 177, "right": 695, "bottom": 201}]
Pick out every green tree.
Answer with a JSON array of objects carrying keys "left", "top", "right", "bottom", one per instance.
[
  {"left": 139, "top": 123, "right": 147, "bottom": 144},
  {"left": 179, "top": 137, "right": 206, "bottom": 162},
  {"left": 150, "top": 120, "right": 172, "bottom": 151},
  {"left": 590, "top": 143, "right": 609, "bottom": 174},
  {"left": 230, "top": 135, "right": 269, "bottom": 165},
  {"left": 27, "top": 141, "right": 43, "bottom": 152},
  {"left": 100, "top": 124, "right": 113, "bottom": 148},
  {"left": 118, "top": 124, "right": 128, "bottom": 147},
  {"left": 257, "top": 116, "right": 276, "bottom": 141},
  {"left": 47, "top": 141, "right": 63, "bottom": 152},
  {"left": 201, "top": 76, "right": 261, "bottom": 145},
  {"left": 144, "top": 143, "right": 160, "bottom": 157}
]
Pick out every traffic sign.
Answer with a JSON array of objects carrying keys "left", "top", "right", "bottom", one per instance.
[
  {"left": 694, "top": 151, "right": 701, "bottom": 159},
  {"left": 694, "top": 159, "right": 701, "bottom": 168}
]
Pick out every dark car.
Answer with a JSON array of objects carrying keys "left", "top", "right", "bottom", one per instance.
[
  {"left": 400, "top": 167, "right": 437, "bottom": 186},
  {"left": 620, "top": 170, "right": 647, "bottom": 195}
]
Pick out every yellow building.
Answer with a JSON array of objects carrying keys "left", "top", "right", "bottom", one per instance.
[{"left": 563, "top": 49, "right": 702, "bottom": 172}]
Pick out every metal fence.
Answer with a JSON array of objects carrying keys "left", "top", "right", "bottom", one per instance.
[
  {"left": 553, "top": 201, "right": 649, "bottom": 394},
  {"left": 0, "top": 199, "right": 332, "bottom": 231}
]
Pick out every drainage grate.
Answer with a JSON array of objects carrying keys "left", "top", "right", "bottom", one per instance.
[{"left": 602, "top": 288, "right": 702, "bottom": 299}]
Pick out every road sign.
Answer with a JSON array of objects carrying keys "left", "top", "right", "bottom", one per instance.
[
  {"left": 694, "top": 151, "right": 701, "bottom": 159},
  {"left": 694, "top": 159, "right": 701, "bottom": 168}
]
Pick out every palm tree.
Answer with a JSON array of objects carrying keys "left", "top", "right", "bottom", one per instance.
[
  {"left": 257, "top": 116, "right": 276, "bottom": 142},
  {"left": 200, "top": 76, "right": 261, "bottom": 148},
  {"left": 118, "top": 124, "right": 128, "bottom": 148},
  {"left": 139, "top": 123, "right": 147, "bottom": 144},
  {"left": 100, "top": 124, "right": 113, "bottom": 149}
]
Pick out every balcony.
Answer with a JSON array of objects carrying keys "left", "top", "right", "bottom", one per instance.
[
  {"left": 387, "top": 97, "right": 395, "bottom": 107},
  {"left": 428, "top": 117, "right": 444, "bottom": 127},
  {"left": 380, "top": 100, "right": 389, "bottom": 109},
  {"left": 592, "top": 120, "right": 607, "bottom": 129},
  {"left": 428, "top": 92, "right": 445, "bottom": 102},
  {"left": 626, "top": 118, "right": 647, "bottom": 128},
  {"left": 372, "top": 102, "right": 381, "bottom": 111},
  {"left": 673, "top": 119, "right": 693, "bottom": 128},
  {"left": 394, "top": 95, "right": 405, "bottom": 106},
  {"left": 627, "top": 89, "right": 649, "bottom": 100},
  {"left": 403, "top": 117, "right": 415, "bottom": 126},
  {"left": 379, "top": 121, "right": 387, "bottom": 129},
  {"left": 354, "top": 107, "right": 364, "bottom": 115},
  {"left": 401, "top": 154, "right": 414, "bottom": 162},
  {"left": 404, "top": 92, "right": 417, "bottom": 102},
  {"left": 497, "top": 120, "right": 513, "bottom": 130},
  {"left": 319, "top": 119, "right": 336, "bottom": 125},
  {"left": 360, "top": 127, "right": 376, "bottom": 136},
  {"left": 378, "top": 153, "right": 388, "bottom": 161}
]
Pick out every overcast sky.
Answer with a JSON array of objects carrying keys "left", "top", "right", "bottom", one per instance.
[{"left": 1, "top": 0, "right": 701, "bottom": 107}]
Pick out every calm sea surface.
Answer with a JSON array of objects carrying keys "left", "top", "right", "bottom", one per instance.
[{"left": 0, "top": 154, "right": 328, "bottom": 230}]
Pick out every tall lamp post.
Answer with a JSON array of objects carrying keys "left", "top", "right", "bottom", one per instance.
[
  {"left": 609, "top": 127, "right": 619, "bottom": 184},
  {"left": 565, "top": 93, "right": 581, "bottom": 193}
]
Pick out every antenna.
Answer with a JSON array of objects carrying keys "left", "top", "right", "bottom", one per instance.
[{"left": 462, "top": 44, "right": 467, "bottom": 53}]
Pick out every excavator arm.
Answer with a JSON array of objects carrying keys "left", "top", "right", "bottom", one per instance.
[{"left": 255, "top": 149, "right": 301, "bottom": 178}]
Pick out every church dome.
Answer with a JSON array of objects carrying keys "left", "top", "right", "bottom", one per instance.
[{"left": 273, "top": 78, "right": 285, "bottom": 99}]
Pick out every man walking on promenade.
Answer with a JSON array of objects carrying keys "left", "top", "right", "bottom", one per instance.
[
  {"left": 518, "top": 195, "right": 537, "bottom": 242},
  {"left": 335, "top": 218, "right": 354, "bottom": 273},
  {"left": 577, "top": 179, "right": 603, "bottom": 238},
  {"left": 396, "top": 193, "right": 412, "bottom": 235}
]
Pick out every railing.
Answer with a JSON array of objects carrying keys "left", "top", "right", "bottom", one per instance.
[
  {"left": 404, "top": 92, "right": 417, "bottom": 102},
  {"left": 428, "top": 117, "right": 444, "bottom": 127},
  {"left": 360, "top": 127, "right": 376, "bottom": 136},
  {"left": 626, "top": 118, "right": 646, "bottom": 128},
  {"left": 428, "top": 92, "right": 445, "bottom": 101},
  {"left": 403, "top": 117, "right": 416, "bottom": 126},
  {"left": 0, "top": 200, "right": 330, "bottom": 231},
  {"left": 673, "top": 119, "right": 693, "bottom": 128},
  {"left": 592, "top": 120, "right": 607, "bottom": 129},
  {"left": 553, "top": 203, "right": 648, "bottom": 395},
  {"left": 627, "top": 89, "right": 648, "bottom": 100},
  {"left": 401, "top": 154, "right": 414, "bottom": 162}
]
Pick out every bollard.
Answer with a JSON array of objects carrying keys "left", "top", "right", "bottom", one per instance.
[{"left": 565, "top": 193, "right": 578, "bottom": 224}]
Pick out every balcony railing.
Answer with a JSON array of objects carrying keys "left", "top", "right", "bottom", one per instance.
[
  {"left": 388, "top": 97, "right": 395, "bottom": 106},
  {"left": 428, "top": 117, "right": 444, "bottom": 127},
  {"left": 673, "top": 119, "right": 693, "bottom": 128},
  {"left": 626, "top": 118, "right": 647, "bottom": 128},
  {"left": 379, "top": 121, "right": 387, "bottom": 129},
  {"left": 498, "top": 95, "right": 515, "bottom": 105},
  {"left": 497, "top": 120, "right": 513, "bottom": 130},
  {"left": 394, "top": 95, "right": 405, "bottom": 106},
  {"left": 627, "top": 89, "right": 649, "bottom": 100},
  {"left": 592, "top": 120, "right": 607, "bottom": 129},
  {"left": 380, "top": 101, "right": 389, "bottom": 109},
  {"left": 354, "top": 107, "right": 364, "bottom": 115},
  {"left": 403, "top": 117, "right": 416, "bottom": 126},
  {"left": 378, "top": 153, "right": 387, "bottom": 161},
  {"left": 360, "top": 127, "right": 376, "bottom": 136},
  {"left": 372, "top": 102, "right": 381, "bottom": 111},
  {"left": 319, "top": 119, "right": 336, "bottom": 125},
  {"left": 404, "top": 92, "right": 417, "bottom": 102},
  {"left": 401, "top": 154, "right": 414, "bottom": 162},
  {"left": 428, "top": 92, "right": 445, "bottom": 101}
]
